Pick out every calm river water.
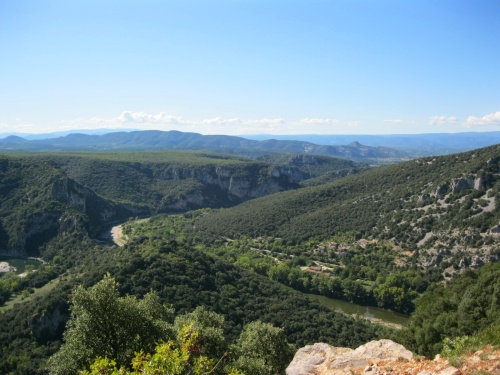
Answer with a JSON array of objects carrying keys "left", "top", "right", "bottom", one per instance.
[
  {"left": 310, "top": 294, "right": 409, "bottom": 326},
  {"left": 0, "top": 257, "right": 43, "bottom": 275}
]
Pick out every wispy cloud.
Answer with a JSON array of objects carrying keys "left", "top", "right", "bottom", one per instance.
[
  {"left": 201, "top": 117, "right": 243, "bottom": 126},
  {"left": 62, "top": 112, "right": 186, "bottom": 129},
  {"left": 429, "top": 116, "right": 459, "bottom": 126},
  {"left": 383, "top": 119, "right": 402, "bottom": 124},
  {"left": 465, "top": 112, "right": 500, "bottom": 127},
  {"left": 300, "top": 118, "right": 339, "bottom": 125},
  {"left": 116, "top": 111, "right": 186, "bottom": 124},
  {"left": 200, "top": 117, "right": 285, "bottom": 133},
  {"left": 60, "top": 112, "right": 287, "bottom": 135},
  {"left": 0, "top": 122, "right": 36, "bottom": 131}
]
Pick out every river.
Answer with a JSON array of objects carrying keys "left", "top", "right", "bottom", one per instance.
[
  {"left": 309, "top": 294, "right": 409, "bottom": 328},
  {"left": 0, "top": 256, "right": 43, "bottom": 276},
  {"left": 90, "top": 217, "right": 409, "bottom": 328}
]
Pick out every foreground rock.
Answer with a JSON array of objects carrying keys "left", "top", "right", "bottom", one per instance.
[
  {"left": 286, "top": 340, "right": 500, "bottom": 375},
  {"left": 286, "top": 340, "right": 412, "bottom": 375}
]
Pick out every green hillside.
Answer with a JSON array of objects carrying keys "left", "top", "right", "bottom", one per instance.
[
  {"left": 195, "top": 145, "right": 500, "bottom": 261},
  {"left": 0, "top": 154, "right": 131, "bottom": 256},
  {"left": 401, "top": 262, "right": 500, "bottom": 357},
  {"left": 38, "top": 152, "right": 278, "bottom": 208},
  {"left": 255, "top": 153, "right": 367, "bottom": 186},
  {"left": 0, "top": 228, "right": 382, "bottom": 374},
  {"left": 34, "top": 151, "right": 363, "bottom": 210},
  {"left": 0, "top": 155, "right": 89, "bottom": 254},
  {"left": 185, "top": 145, "right": 500, "bottom": 319},
  {"left": 1, "top": 151, "right": 360, "bottom": 255}
]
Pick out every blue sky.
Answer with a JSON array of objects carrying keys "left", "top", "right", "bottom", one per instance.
[{"left": 1, "top": 0, "right": 499, "bottom": 135}]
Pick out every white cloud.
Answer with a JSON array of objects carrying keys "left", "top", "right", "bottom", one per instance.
[
  {"left": 199, "top": 117, "right": 285, "bottom": 134},
  {"left": 0, "top": 122, "right": 35, "bottom": 131},
  {"left": 429, "top": 116, "right": 459, "bottom": 126},
  {"left": 58, "top": 113, "right": 288, "bottom": 135},
  {"left": 201, "top": 117, "right": 243, "bottom": 126},
  {"left": 60, "top": 112, "right": 186, "bottom": 130},
  {"left": 300, "top": 118, "right": 339, "bottom": 125},
  {"left": 250, "top": 118, "right": 286, "bottom": 126},
  {"left": 4, "top": 111, "right": 420, "bottom": 135},
  {"left": 116, "top": 111, "right": 186, "bottom": 124},
  {"left": 465, "top": 112, "right": 500, "bottom": 127}
]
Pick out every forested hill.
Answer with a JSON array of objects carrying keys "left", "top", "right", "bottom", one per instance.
[
  {"left": 194, "top": 144, "right": 500, "bottom": 269},
  {"left": 0, "top": 130, "right": 409, "bottom": 163},
  {"left": 0, "top": 154, "right": 123, "bottom": 255},
  {"left": 0, "top": 151, "right": 362, "bottom": 256}
]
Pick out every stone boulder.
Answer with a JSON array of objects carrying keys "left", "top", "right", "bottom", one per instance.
[{"left": 286, "top": 339, "right": 412, "bottom": 375}]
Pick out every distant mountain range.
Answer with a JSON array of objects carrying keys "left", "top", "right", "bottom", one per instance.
[
  {"left": 0, "top": 128, "right": 140, "bottom": 140},
  {"left": 2, "top": 129, "right": 500, "bottom": 159},
  {"left": 0, "top": 130, "right": 408, "bottom": 163},
  {"left": 244, "top": 132, "right": 500, "bottom": 155}
]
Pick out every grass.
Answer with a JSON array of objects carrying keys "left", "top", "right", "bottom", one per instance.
[{"left": 441, "top": 326, "right": 500, "bottom": 367}]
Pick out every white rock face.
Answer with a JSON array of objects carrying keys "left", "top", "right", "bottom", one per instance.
[
  {"left": 354, "top": 339, "right": 413, "bottom": 361},
  {"left": 286, "top": 340, "right": 413, "bottom": 375},
  {"left": 0, "top": 261, "right": 16, "bottom": 273}
]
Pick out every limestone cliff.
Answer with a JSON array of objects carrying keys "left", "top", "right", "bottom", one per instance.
[
  {"left": 157, "top": 164, "right": 295, "bottom": 202},
  {"left": 2, "top": 175, "right": 130, "bottom": 256},
  {"left": 50, "top": 176, "right": 119, "bottom": 227}
]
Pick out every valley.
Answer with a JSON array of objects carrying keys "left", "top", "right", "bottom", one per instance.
[
  {"left": 0, "top": 145, "right": 499, "bottom": 374},
  {"left": 99, "top": 218, "right": 409, "bottom": 329},
  {"left": 3, "top": 1, "right": 500, "bottom": 372}
]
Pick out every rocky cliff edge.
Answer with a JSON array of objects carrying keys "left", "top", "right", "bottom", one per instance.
[{"left": 286, "top": 340, "right": 500, "bottom": 375}]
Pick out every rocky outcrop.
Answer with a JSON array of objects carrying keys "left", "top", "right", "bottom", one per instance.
[
  {"left": 4, "top": 177, "right": 131, "bottom": 256},
  {"left": 286, "top": 340, "right": 412, "bottom": 375},
  {"left": 51, "top": 177, "right": 117, "bottom": 224},
  {"left": 0, "top": 261, "right": 16, "bottom": 273},
  {"left": 450, "top": 177, "right": 475, "bottom": 194},
  {"left": 158, "top": 165, "right": 296, "bottom": 202},
  {"left": 435, "top": 175, "right": 481, "bottom": 198},
  {"left": 287, "top": 341, "right": 500, "bottom": 374}
]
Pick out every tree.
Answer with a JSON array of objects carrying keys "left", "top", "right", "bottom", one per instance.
[
  {"left": 233, "top": 321, "right": 294, "bottom": 375},
  {"left": 81, "top": 325, "right": 242, "bottom": 375},
  {"left": 47, "top": 275, "right": 174, "bottom": 375},
  {"left": 174, "top": 306, "right": 228, "bottom": 361},
  {"left": 373, "top": 272, "right": 419, "bottom": 314}
]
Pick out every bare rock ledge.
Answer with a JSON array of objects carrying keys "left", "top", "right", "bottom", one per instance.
[
  {"left": 287, "top": 340, "right": 500, "bottom": 374},
  {"left": 286, "top": 339, "right": 413, "bottom": 375}
]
